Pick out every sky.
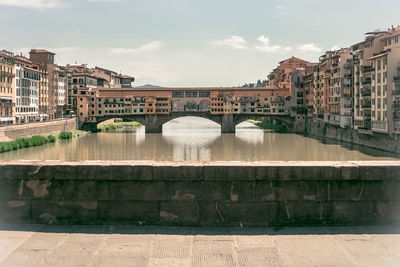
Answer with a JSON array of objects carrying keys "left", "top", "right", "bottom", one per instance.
[{"left": 0, "top": 0, "right": 399, "bottom": 87}]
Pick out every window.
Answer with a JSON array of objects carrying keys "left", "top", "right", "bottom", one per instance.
[
  {"left": 199, "top": 91, "right": 211, "bottom": 97},
  {"left": 185, "top": 91, "right": 198, "bottom": 98},
  {"left": 172, "top": 91, "right": 184, "bottom": 98}
]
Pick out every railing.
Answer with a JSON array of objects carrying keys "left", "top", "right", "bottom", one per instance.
[
  {"left": 394, "top": 76, "right": 400, "bottom": 82},
  {"left": 362, "top": 102, "right": 371, "bottom": 109},
  {"left": 361, "top": 89, "right": 371, "bottom": 97},
  {"left": 392, "top": 89, "right": 400, "bottom": 95},
  {"left": 362, "top": 66, "right": 375, "bottom": 74},
  {"left": 362, "top": 79, "right": 372, "bottom": 86},
  {"left": 393, "top": 102, "right": 400, "bottom": 109}
]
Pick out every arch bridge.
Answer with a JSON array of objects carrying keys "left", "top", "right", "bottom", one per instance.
[{"left": 81, "top": 112, "right": 294, "bottom": 133}]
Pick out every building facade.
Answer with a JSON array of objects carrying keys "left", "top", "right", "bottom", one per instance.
[
  {"left": 0, "top": 50, "right": 15, "bottom": 125},
  {"left": 14, "top": 56, "right": 40, "bottom": 123}
]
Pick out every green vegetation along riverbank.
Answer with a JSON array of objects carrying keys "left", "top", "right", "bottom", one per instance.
[
  {"left": 0, "top": 135, "right": 56, "bottom": 153},
  {"left": 98, "top": 121, "right": 142, "bottom": 132},
  {"left": 248, "top": 119, "right": 287, "bottom": 133},
  {"left": 0, "top": 130, "right": 89, "bottom": 154}
]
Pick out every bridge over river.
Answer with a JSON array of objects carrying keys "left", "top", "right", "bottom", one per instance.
[{"left": 81, "top": 112, "right": 294, "bottom": 133}]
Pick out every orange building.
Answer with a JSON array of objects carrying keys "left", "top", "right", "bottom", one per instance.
[{"left": 268, "top": 57, "right": 314, "bottom": 92}]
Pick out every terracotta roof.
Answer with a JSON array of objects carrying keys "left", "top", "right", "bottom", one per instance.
[
  {"left": 120, "top": 75, "right": 134, "bottom": 79},
  {"left": 30, "top": 49, "right": 55, "bottom": 55}
]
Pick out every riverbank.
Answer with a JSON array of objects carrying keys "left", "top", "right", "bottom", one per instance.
[
  {"left": 0, "top": 130, "right": 90, "bottom": 154},
  {"left": 305, "top": 118, "right": 400, "bottom": 154},
  {"left": 0, "top": 118, "right": 77, "bottom": 142},
  {"left": 98, "top": 121, "right": 142, "bottom": 132}
]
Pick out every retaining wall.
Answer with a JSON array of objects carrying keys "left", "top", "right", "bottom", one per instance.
[
  {"left": 0, "top": 118, "right": 77, "bottom": 141},
  {"left": 305, "top": 119, "right": 400, "bottom": 154},
  {"left": 1, "top": 161, "right": 400, "bottom": 226}
]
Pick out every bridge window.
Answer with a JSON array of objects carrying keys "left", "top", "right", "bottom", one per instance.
[
  {"left": 199, "top": 91, "right": 210, "bottom": 97},
  {"left": 185, "top": 91, "right": 198, "bottom": 98},
  {"left": 172, "top": 91, "right": 184, "bottom": 98}
]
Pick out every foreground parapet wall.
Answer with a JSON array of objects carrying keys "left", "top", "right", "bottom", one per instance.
[{"left": 1, "top": 161, "right": 400, "bottom": 226}]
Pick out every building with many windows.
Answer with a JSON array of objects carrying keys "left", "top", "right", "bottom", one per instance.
[
  {"left": 0, "top": 50, "right": 15, "bottom": 125},
  {"left": 14, "top": 56, "right": 40, "bottom": 123}
]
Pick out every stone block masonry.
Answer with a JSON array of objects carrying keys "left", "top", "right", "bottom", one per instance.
[
  {"left": 1, "top": 161, "right": 400, "bottom": 226},
  {"left": 0, "top": 118, "right": 77, "bottom": 141}
]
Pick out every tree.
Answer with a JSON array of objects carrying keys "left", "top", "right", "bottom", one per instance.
[{"left": 256, "top": 79, "right": 262, "bottom": 87}]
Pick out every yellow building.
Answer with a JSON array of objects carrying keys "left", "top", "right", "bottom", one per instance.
[{"left": 0, "top": 50, "right": 15, "bottom": 125}]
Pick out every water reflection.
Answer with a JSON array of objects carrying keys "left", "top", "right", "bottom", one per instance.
[
  {"left": 163, "top": 131, "right": 220, "bottom": 161},
  {"left": 162, "top": 116, "right": 221, "bottom": 161},
  {"left": 0, "top": 117, "right": 398, "bottom": 161},
  {"left": 235, "top": 121, "right": 264, "bottom": 145}
]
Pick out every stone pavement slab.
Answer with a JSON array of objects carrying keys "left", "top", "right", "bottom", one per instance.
[{"left": 0, "top": 224, "right": 400, "bottom": 267}]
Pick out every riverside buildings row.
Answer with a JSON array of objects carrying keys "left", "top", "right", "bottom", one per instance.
[
  {"left": 288, "top": 26, "right": 400, "bottom": 135},
  {"left": 0, "top": 49, "right": 134, "bottom": 125}
]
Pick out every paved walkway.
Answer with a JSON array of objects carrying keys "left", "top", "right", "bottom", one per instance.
[{"left": 0, "top": 224, "right": 400, "bottom": 266}]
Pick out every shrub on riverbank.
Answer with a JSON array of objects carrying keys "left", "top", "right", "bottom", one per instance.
[
  {"left": 0, "top": 135, "right": 54, "bottom": 153},
  {"left": 59, "top": 131, "right": 73, "bottom": 139},
  {"left": 248, "top": 120, "right": 288, "bottom": 133},
  {"left": 98, "top": 121, "right": 142, "bottom": 132},
  {"left": 47, "top": 135, "right": 56, "bottom": 142}
]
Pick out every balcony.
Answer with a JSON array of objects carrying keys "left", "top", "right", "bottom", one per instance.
[
  {"left": 343, "top": 104, "right": 353, "bottom": 109},
  {"left": 362, "top": 66, "right": 375, "bottom": 74},
  {"left": 363, "top": 110, "right": 371, "bottom": 118},
  {"left": 361, "top": 101, "right": 371, "bottom": 109},
  {"left": 361, "top": 89, "right": 371, "bottom": 97},
  {"left": 362, "top": 79, "right": 372, "bottom": 86}
]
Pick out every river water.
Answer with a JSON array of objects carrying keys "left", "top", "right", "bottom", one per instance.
[{"left": 0, "top": 117, "right": 398, "bottom": 161}]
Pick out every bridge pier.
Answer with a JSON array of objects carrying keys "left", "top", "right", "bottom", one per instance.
[{"left": 221, "top": 114, "right": 235, "bottom": 133}]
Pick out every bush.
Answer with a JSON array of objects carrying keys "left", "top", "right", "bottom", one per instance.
[
  {"left": 98, "top": 121, "right": 141, "bottom": 132},
  {"left": 47, "top": 135, "right": 56, "bottom": 142},
  {"left": 0, "top": 135, "right": 54, "bottom": 154},
  {"left": 59, "top": 131, "right": 73, "bottom": 139}
]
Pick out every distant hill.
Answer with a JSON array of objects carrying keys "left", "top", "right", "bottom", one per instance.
[{"left": 135, "top": 84, "right": 162, "bottom": 88}]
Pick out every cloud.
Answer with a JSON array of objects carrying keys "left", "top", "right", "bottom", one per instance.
[
  {"left": 211, "top": 36, "right": 249, "bottom": 50},
  {"left": 127, "top": 61, "right": 178, "bottom": 84},
  {"left": 255, "top": 35, "right": 292, "bottom": 53},
  {"left": 331, "top": 45, "right": 341, "bottom": 51},
  {"left": 88, "top": 0, "right": 119, "bottom": 2},
  {"left": 296, "top": 43, "right": 322, "bottom": 53},
  {"left": 275, "top": 5, "right": 289, "bottom": 15},
  {"left": 0, "top": 0, "right": 68, "bottom": 10},
  {"left": 110, "top": 41, "right": 164, "bottom": 54}
]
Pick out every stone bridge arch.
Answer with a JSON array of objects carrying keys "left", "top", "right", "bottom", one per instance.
[{"left": 80, "top": 112, "right": 294, "bottom": 133}]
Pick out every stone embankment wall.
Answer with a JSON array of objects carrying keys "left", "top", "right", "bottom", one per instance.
[
  {"left": 0, "top": 118, "right": 77, "bottom": 141},
  {"left": 304, "top": 119, "right": 400, "bottom": 154},
  {"left": 1, "top": 161, "right": 399, "bottom": 226}
]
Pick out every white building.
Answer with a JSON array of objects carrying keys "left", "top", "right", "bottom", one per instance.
[{"left": 14, "top": 56, "right": 40, "bottom": 123}]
